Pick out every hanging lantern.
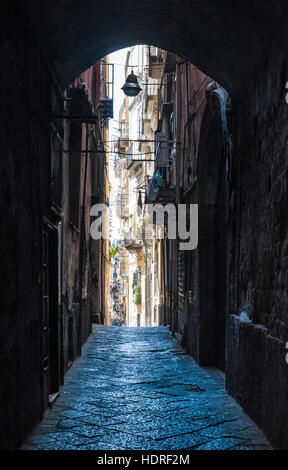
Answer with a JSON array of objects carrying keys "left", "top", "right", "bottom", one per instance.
[{"left": 121, "top": 70, "right": 142, "bottom": 97}]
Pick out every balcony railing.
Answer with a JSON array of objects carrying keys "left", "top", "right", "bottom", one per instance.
[
  {"left": 155, "top": 138, "right": 173, "bottom": 187},
  {"left": 146, "top": 137, "right": 176, "bottom": 203},
  {"left": 121, "top": 207, "right": 129, "bottom": 219},
  {"left": 123, "top": 231, "right": 143, "bottom": 250},
  {"left": 118, "top": 136, "right": 130, "bottom": 157}
]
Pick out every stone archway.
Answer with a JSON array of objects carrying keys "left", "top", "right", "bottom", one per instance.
[{"left": 11, "top": 1, "right": 288, "bottom": 94}]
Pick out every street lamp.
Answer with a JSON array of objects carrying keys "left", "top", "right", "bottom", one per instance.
[{"left": 121, "top": 70, "right": 142, "bottom": 97}]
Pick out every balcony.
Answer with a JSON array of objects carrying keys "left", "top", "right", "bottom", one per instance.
[
  {"left": 123, "top": 231, "right": 143, "bottom": 251},
  {"left": 149, "top": 47, "right": 164, "bottom": 79},
  {"left": 146, "top": 136, "right": 176, "bottom": 203},
  {"left": 124, "top": 240, "right": 143, "bottom": 251},
  {"left": 121, "top": 207, "right": 129, "bottom": 219},
  {"left": 157, "top": 185, "right": 176, "bottom": 204},
  {"left": 126, "top": 152, "right": 145, "bottom": 170},
  {"left": 99, "top": 98, "right": 113, "bottom": 121},
  {"left": 147, "top": 171, "right": 175, "bottom": 204},
  {"left": 67, "top": 85, "right": 95, "bottom": 118},
  {"left": 118, "top": 136, "right": 130, "bottom": 156}
]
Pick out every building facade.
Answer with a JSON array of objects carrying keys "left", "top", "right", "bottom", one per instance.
[
  {"left": 112, "top": 45, "right": 165, "bottom": 327},
  {"left": 0, "top": 54, "right": 112, "bottom": 449}
]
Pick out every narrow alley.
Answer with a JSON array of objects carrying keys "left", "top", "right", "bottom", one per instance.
[
  {"left": 21, "top": 326, "right": 271, "bottom": 451},
  {"left": 2, "top": 1, "right": 288, "bottom": 452}
]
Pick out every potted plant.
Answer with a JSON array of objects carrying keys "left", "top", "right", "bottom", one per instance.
[{"left": 132, "top": 284, "right": 141, "bottom": 305}]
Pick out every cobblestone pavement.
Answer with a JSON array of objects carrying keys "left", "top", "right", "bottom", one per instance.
[{"left": 21, "top": 325, "right": 272, "bottom": 450}]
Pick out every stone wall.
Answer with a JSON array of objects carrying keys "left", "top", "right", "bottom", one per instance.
[
  {"left": 0, "top": 13, "right": 96, "bottom": 449},
  {"left": 0, "top": 14, "right": 57, "bottom": 448},
  {"left": 173, "top": 53, "right": 288, "bottom": 448},
  {"left": 226, "top": 51, "right": 288, "bottom": 449}
]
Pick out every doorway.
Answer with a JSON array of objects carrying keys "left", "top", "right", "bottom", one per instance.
[{"left": 42, "top": 220, "right": 61, "bottom": 406}]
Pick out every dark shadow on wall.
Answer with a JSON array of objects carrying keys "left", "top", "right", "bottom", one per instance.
[{"left": 197, "top": 111, "right": 226, "bottom": 370}]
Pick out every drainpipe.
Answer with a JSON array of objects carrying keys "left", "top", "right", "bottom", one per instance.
[{"left": 78, "top": 123, "right": 89, "bottom": 356}]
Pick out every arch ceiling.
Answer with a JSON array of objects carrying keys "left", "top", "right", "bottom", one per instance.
[{"left": 18, "top": 0, "right": 288, "bottom": 94}]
